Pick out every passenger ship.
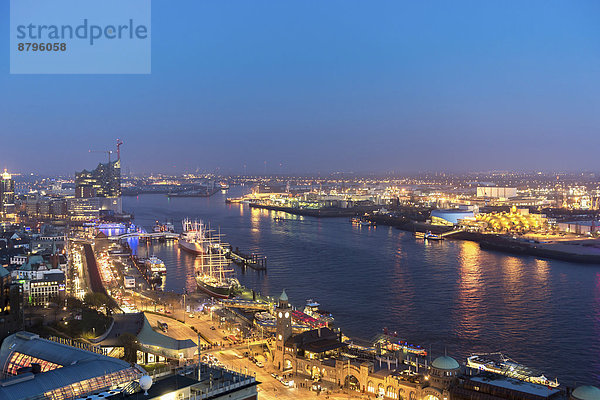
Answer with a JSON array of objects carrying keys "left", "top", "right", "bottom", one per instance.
[
  {"left": 466, "top": 353, "right": 559, "bottom": 387},
  {"left": 179, "top": 219, "right": 208, "bottom": 255},
  {"left": 145, "top": 256, "right": 166, "bottom": 274}
]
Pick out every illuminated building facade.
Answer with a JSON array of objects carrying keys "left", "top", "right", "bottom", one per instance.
[
  {"left": 75, "top": 159, "right": 121, "bottom": 199},
  {"left": 0, "top": 331, "right": 143, "bottom": 400},
  {"left": 0, "top": 170, "right": 15, "bottom": 219},
  {"left": 272, "top": 292, "right": 460, "bottom": 397},
  {"left": 477, "top": 187, "right": 517, "bottom": 198},
  {"left": 430, "top": 209, "right": 476, "bottom": 226},
  {"left": 73, "top": 157, "right": 122, "bottom": 219}
]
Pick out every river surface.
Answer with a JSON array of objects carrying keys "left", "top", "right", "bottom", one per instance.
[{"left": 123, "top": 187, "right": 600, "bottom": 386}]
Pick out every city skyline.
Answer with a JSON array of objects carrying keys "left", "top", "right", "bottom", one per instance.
[{"left": 2, "top": 1, "right": 600, "bottom": 174}]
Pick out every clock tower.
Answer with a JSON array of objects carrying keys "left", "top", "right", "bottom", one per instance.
[{"left": 274, "top": 289, "right": 292, "bottom": 371}]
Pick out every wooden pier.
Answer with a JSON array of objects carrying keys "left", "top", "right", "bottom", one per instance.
[{"left": 226, "top": 247, "right": 267, "bottom": 271}]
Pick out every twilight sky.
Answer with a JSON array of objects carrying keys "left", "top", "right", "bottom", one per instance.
[{"left": 1, "top": 1, "right": 599, "bottom": 175}]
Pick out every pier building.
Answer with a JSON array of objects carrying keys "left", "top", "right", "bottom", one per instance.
[{"left": 272, "top": 291, "right": 461, "bottom": 398}]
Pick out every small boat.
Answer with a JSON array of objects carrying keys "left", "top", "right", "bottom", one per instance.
[
  {"left": 351, "top": 217, "right": 374, "bottom": 226},
  {"left": 274, "top": 217, "right": 285, "bottom": 222},
  {"left": 424, "top": 232, "right": 444, "bottom": 241}
]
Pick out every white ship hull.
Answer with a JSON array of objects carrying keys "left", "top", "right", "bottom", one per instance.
[{"left": 179, "top": 239, "right": 206, "bottom": 255}]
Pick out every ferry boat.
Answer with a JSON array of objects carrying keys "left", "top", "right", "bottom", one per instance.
[
  {"left": 304, "top": 299, "right": 335, "bottom": 325},
  {"left": 219, "top": 182, "right": 230, "bottom": 190},
  {"left": 376, "top": 330, "right": 428, "bottom": 356},
  {"left": 145, "top": 256, "right": 166, "bottom": 274},
  {"left": 179, "top": 219, "right": 208, "bottom": 255},
  {"left": 254, "top": 311, "right": 276, "bottom": 323},
  {"left": 466, "top": 353, "right": 559, "bottom": 387}
]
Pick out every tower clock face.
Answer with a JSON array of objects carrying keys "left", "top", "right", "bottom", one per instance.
[
  {"left": 285, "top": 312, "right": 289, "bottom": 318},
  {"left": 278, "top": 312, "right": 282, "bottom": 318}
]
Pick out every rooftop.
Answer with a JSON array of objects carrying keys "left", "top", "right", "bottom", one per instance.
[
  {"left": 106, "top": 365, "right": 258, "bottom": 400},
  {"left": 469, "top": 376, "right": 561, "bottom": 398},
  {"left": 0, "top": 332, "right": 142, "bottom": 400},
  {"left": 94, "top": 313, "right": 197, "bottom": 352}
]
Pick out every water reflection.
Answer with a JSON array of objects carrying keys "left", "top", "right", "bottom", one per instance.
[{"left": 455, "top": 241, "right": 484, "bottom": 340}]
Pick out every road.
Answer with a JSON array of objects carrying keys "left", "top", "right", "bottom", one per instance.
[{"left": 206, "top": 347, "right": 372, "bottom": 400}]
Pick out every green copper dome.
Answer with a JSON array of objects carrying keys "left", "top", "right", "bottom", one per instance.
[
  {"left": 431, "top": 356, "right": 460, "bottom": 370},
  {"left": 279, "top": 289, "right": 288, "bottom": 302},
  {"left": 572, "top": 386, "right": 600, "bottom": 400}
]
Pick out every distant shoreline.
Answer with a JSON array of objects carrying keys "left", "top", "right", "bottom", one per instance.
[{"left": 249, "top": 203, "right": 600, "bottom": 265}]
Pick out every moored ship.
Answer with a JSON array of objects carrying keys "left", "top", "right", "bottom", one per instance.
[
  {"left": 193, "top": 225, "right": 240, "bottom": 299},
  {"left": 304, "top": 299, "right": 335, "bottom": 326},
  {"left": 145, "top": 255, "right": 166, "bottom": 274},
  {"left": 466, "top": 353, "right": 559, "bottom": 387},
  {"left": 179, "top": 219, "right": 208, "bottom": 255},
  {"left": 196, "top": 274, "right": 239, "bottom": 299}
]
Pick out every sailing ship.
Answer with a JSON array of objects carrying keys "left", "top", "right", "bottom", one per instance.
[{"left": 192, "top": 225, "right": 240, "bottom": 298}]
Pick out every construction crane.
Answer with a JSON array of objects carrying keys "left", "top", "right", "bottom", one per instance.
[
  {"left": 116, "top": 139, "right": 123, "bottom": 161},
  {"left": 88, "top": 139, "right": 123, "bottom": 163},
  {"left": 89, "top": 149, "right": 114, "bottom": 162}
]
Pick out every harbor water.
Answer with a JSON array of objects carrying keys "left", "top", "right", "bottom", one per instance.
[{"left": 123, "top": 187, "right": 600, "bottom": 386}]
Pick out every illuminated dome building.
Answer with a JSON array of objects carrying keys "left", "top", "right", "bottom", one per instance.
[
  {"left": 477, "top": 206, "right": 547, "bottom": 233},
  {"left": 572, "top": 386, "right": 600, "bottom": 400},
  {"left": 422, "top": 356, "right": 460, "bottom": 400}
]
